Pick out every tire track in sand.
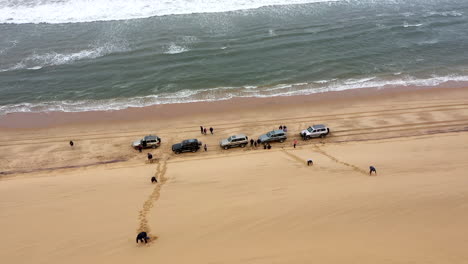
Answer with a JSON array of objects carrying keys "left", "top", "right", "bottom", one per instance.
[
  {"left": 137, "top": 156, "right": 168, "bottom": 243},
  {"left": 281, "top": 149, "right": 308, "bottom": 166},
  {"left": 313, "top": 145, "right": 368, "bottom": 176}
]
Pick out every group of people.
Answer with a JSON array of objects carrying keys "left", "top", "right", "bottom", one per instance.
[
  {"left": 200, "top": 126, "right": 214, "bottom": 135},
  {"left": 279, "top": 125, "right": 288, "bottom": 132}
]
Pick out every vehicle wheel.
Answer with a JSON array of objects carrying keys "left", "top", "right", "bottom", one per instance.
[
  {"left": 152, "top": 145, "right": 156, "bottom": 149},
  {"left": 279, "top": 139, "right": 285, "bottom": 143},
  {"left": 175, "top": 151, "right": 180, "bottom": 154},
  {"left": 224, "top": 146, "right": 229, "bottom": 150},
  {"left": 192, "top": 149, "right": 197, "bottom": 153},
  {"left": 320, "top": 134, "right": 325, "bottom": 138},
  {"left": 306, "top": 136, "right": 311, "bottom": 140},
  {"left": 240, "top": 144, "right": 246, "bottom": 148}
]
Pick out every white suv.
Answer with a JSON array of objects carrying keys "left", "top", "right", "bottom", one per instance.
[{"left": 300, "top": 124, "right": 330, "bottom": 139}]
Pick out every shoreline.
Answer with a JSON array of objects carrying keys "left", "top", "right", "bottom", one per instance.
[{"left": 1, "top": 82, "right": 467, "bottom": 130}]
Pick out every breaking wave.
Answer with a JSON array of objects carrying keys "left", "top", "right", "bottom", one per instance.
[
  {"left": 0, "top": 43, "right": 128, "bottom": 72},
  {"left": 1, "top": 74, "right": 467, "bottom": 115},
  {"left": 0, "top": 0, "right": 340, "bottom": 24}
]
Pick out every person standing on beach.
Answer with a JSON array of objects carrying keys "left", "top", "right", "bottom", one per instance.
[
  {"left": 147, "top": 153, "right": 153, "bottom": 163},
  {"left": 200, "top": 126, "right": 204, "bottom": 134},
  {"left": 293, "top": 139, "right": 297, "bottom": 148},
  {"left": 369, "top": 166, "right": 377, "bottom": 175},
  {"left": 69, "top": 140, "right": 74, "bottom": 147},
  {"left": 204, "top": 144, "right": 207, "bottom": 151},
  {"left": 204, "top": 128, "right": 207, "bottom": 135},
  {"left": 138, "top": 145, "right": 143, "bottom": 153},
  {"left": 279, "top": 125, "right": 283, "bottom": 130},
  {"left": 210, "top": 127, "right": 214, "bottom": 135},
  {"left": 254, "top": 141, "right": 258, "bottom": 148},
  {"left": 250, "top": 139, "right": 254, "bottom": 147},
  {"left": 307, "top": 159, "right": 313, "bottom": 166}
]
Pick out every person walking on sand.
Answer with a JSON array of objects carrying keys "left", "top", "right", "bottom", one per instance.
[
  {"left": 250, "top": 139, "right": 254, "bottom": 147},
  {"left": 279, "top": 125, "right": 283, "bottom": 130},
  {"left": 283, "top": 125, "right": 287, "bottom": 132},
  {"left": 200, "top": 126, "right": 204, "bottom": 134},
  {"left": 293, "top": 139, "right": 297, "bottom": 148},
  {"left": 69, "top": 140, "right": 74, "bottom": 147},
  {"left": 204, "top": 144, "right": 207, "bottom": 152},
  {"left": 302, "top": 132, "right": 307, "bottom": 141},
  {"left": 254, "top": 141, "right": 258, "bottom": 148},
  {"left": 307, "top": 159, "right": 313, "bottom": 166},
  {"left": 138, "top": 145, "right": 143, "bottom": 153},
  {"left": 369, "top": 166, "right": 377, "bottom": 175},
  {"left": 204, "top": 128, "right": 207, "bottom": 135},
  {"left": 210, "top": 127, "right": 214, "bottom": 135},
  {"left": 147, "top": 153, "right": 153, "bottom": 163},
  {"left": 151, "top": 176, "right": 157, "bottom": 183}
]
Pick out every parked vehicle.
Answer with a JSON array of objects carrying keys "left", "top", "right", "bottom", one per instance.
[
  {"left": 300, "top": 124, "right": 330, "bottom": 139},
  {"left": 172, "top": 139, "right": 202, "bottom": 154},
  {"left": 132, "top": 135, "right": 161, "bottom": 149},
  {"left": 220, "top": 134, "right": 249, "bottom": 149},
  {"left": 258, "top": 129, "right": 287, "bottom": 144}
]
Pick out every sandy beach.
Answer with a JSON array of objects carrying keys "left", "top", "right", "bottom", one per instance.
[{"left": 1, "top": 86, "right": 468, "bottom": 263}]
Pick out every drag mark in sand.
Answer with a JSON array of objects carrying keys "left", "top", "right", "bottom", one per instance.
[
  {"left": 314, "top": 145, "right": 368, "bottom": 175},
  {"left": 281, "top": 149, "right": 308, "bottom": 166},
  {"left": 137, "top": 156, "right": 168, "bottom": 243}
]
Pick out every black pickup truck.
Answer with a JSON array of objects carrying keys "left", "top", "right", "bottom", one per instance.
[{"left": 172, "top": 139, "right": 202, "bottom": 154}]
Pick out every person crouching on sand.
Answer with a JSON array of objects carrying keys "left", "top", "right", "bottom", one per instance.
[
  {"left": 369, "top": 166, "right": 377, "bottom": 175},
  {"left": 307, "top": 159, "right": 313, "bottom": 166},
  {"left": 136, "top": 232, "right": 150, "bottom": 244}
]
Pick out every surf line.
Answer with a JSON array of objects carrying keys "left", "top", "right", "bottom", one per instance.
[{"left": 137, "top": 156, "right": 168, "bottom": 244}]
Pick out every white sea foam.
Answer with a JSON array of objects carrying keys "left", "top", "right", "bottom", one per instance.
[
  {"left": 0, "top": 43, "right": 127, "bottom": 72},
  {"left": 426, "top": 11, "right": 463, "bottom": 17},
  {"left": 164, "top": 43, "right": 189, "bottom": 54},
  {"left": 2, "top": 74, "right": 468, "bottom": 115},
  {"left": 0, "top": 0, "right": 341, "bottom": 24},
  {"left": 403, "top": 22, "right": 423, "bottom": 28}
]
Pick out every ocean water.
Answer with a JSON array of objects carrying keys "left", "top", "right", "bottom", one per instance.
[{"left": 0, "top": 0, "right": 467, "bottom": 114}]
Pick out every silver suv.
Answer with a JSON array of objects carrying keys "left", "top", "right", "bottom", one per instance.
[
  {"left": 258, "top": 130, "right": 287, "bottom": 144},
  {"left": 300, "top": 124, "right": 330, "bottom": 139},
  {"left": 220, "top": 134, "right": 249, "bottom": 149},
  {"left": 132, "top": 135, "right": 161, "bottom": 149}
]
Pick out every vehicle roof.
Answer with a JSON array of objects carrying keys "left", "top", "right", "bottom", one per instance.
[
  {"left": 182, "top": 139, "right": 198, "bottom": 143},
  {"left": 230, "top": 134, "right": 247, "bottom": 138},
  {"left": 272, "top": 129, "right": 285, "bottom": 134},
  {"left": 144, "top": 135, "right": 159, "bottom": 140},
  {"left": 312, "top": 124, "right": 326, "bottom": 129}
]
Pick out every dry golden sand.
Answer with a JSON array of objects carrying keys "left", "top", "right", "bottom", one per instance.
[{"left": 1, "top": 87, "right": 468, "bottom": 263}]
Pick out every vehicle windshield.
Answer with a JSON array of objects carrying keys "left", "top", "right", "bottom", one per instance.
[
  {"left": 307, "top": 127, "right": 313, "bottom": 132},
  {"left": 266, "top": 132, "right": 272, "bottom": 137},
  {"left": 228, "top": 137, "right": 232, "bottom": 142}
]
